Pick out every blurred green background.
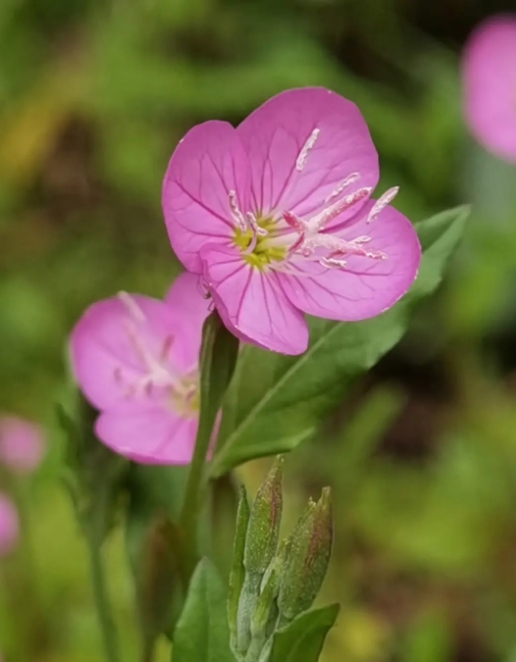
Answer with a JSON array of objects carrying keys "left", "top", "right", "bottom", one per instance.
[{"left": 2, "top": 0, "right": 516, "bottom": 660}]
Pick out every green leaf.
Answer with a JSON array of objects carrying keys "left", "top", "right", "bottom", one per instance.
[
  {"left": 211, "top": 306, "right": 409, "bottom": 476},
  {"left": 269, "top": 604, "right": 340, "bottom": 662},
  {"left": 211, "top": 205, "right": 469, "bottom": 476},
  {"left": 410, "top": 205, "right": 470, "bottom": 299},
  {"left": 172, "top": 558, "right": 235, "bottom": 662}
]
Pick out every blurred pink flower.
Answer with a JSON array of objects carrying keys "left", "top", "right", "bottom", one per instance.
[
  {"left": 0, "top": 417, "right": 45, "bottom": 474},
  {"left": 0, "top": 493, "right": 19, "bottom": 557},
  {"left": 163, "top": 87, "right": 421, "bottom": 355},
  {"left": 462, "top": 15, "right": 516, "bottom": 162},
  {"left": 69, "top": 272, "right": 210, "bottom": 464}
]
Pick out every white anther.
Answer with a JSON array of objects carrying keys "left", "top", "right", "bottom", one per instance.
[
  {"left": 325, "top": 172, "right": 360, "bottom": 203},
  {"left": 247, "top": 212, "right": 268, "bottom": 237},
  {"left": 296, "top": 128, "right": 320, "bottom": 171},
  {"left": 118, "top": 291, "right": 146, "bottom": 322},
  {"left": 309, "top": 186, "right": 372, "bottom": 232},
  {"left": 228, "top": 190, "right": 247, "bottom": 231},
  {"left": 367, "top": 187, "right": 399, "bottom": 223},
  {"left": 320, "top": 256, "right": 347, "bottom": 269}
]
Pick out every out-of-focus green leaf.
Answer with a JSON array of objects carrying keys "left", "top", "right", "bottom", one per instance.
[{"left": 410, "top": 205, "right": 470, "bottom": 298}]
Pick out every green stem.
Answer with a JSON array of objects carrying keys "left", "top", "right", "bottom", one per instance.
[
  {"left": 179, "top": 312, "right": 239, "bottom": 580},
  {"left": 140, "top": 639, "right": 155, "bottom": 662},
  {"left": 179, "top": 403, "right": 214, "bottom": 577},
  {"left": 88, "top": 539, "right": 121, "bottom": 662}
]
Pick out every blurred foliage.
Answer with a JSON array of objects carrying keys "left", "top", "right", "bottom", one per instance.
[{"left": 2, "top": 0, "right": 516, "bottom": 660}]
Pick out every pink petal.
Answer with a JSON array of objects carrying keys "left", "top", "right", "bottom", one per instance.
[
  {"left": 162, "top": 120, "right": 251, "bottom": 272},
  {"left": 164, "top": 272, "right": 211, "bottom": 371},
  {"left": 0, "top": 416, "right": 45, "bottom": 474},
  {"left": 279, "top": 202, "right": 421, "bottom": 321},
  {"left": 69, "top": 295, "right": 182, "bottom": 411},
  {"left": 236, "top": 87, "right": 378, "bottom": 222},
  {"left": 201, "top": 243, "right": 308, "bottom": 355},
  {"left": 96, "top": 404, "right": 197, "bottom": 465},
  {"left": 0, "top": 493, "right": 19, "bottom": 557},
  {"left": 462, "top": 16, "right": 516, "bottom": 162}
]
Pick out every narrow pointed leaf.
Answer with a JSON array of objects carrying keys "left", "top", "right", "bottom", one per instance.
[
  {"left": 410, "top": 205, "right": 470, "bottom": 298},
  {"left": 211, "top": 206, "right": 469, "bottom": 476},
  {"left": 269, "top": 604, "right": 340, "bottom": 662}
]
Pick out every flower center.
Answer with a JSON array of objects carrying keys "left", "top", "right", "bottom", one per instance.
[
  {"left": 227, "top": 128, "right": 400, "bottom": 274},
  {"left": 168, "top": 374, "right": 199, "bottom": 417},
  {"left": 115, "top": 293, "right": 200, "bottom": 419},
  {"left": 233, "top": 215, "right": 286, "bottom": 270}
]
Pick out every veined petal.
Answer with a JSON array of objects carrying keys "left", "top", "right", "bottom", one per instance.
[
  {"left": 236, "top": 87, "right": 378, "bottom": 221},
  {"left": 164, "top": 271, "right": 211, "bottom": 371},
  {"left": 280, "top": 202, "right": 421, "bottom": 321},
  {"left": 69, "top": 294, "right": 184, "bottom": 411},
  {"left": 96, "top": 405, "right": 197, "bottom": 465},
  {"left": 162, "top": 120, "right": 251, "bottom": 272},
  {"left": 201, "top": 243, "right": 309, "bottom": 355}
]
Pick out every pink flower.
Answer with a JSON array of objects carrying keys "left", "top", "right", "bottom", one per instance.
[
  {"left": 0, "top": 493, "right": 19, "bottom": 557},
  {"left": 0, "top": 417, "right": 45, "bottom": 474},
  {"left": 69, "top": 273, "right": 210, "bottom": 464},
  {"left": 163, "top": 87, "right": 421, "bottom": 355},
  {"left": 462, "top": 15, "right": 516, "bottom": 163}
]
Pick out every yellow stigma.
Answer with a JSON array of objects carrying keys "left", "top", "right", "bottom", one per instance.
[
  {"left": 168, "top": 377, "right": 199, "bottom": 417},
  {"left": 233, "top": 215, "right": 286, "bottom": 270}
]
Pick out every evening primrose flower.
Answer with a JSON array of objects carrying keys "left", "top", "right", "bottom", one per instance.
[
  {"left": 0, "top": 416, "right": 45, "bottom": 474},
  {"left": 163, "top": 87, "right": 421, "bottom": 355},
  {"left": 0, "top": 493, "right": 19, "bottom": 557},
  {"left": 462, "top": 15, "right": 516, "bottom": 163},
  {"left": 69, "top": 273, "right": 210, "bottom": 464}
]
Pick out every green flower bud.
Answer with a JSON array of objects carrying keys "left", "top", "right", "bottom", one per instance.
[
  {"left": 236, "top": 458, "right": 284, "bottom": 657},
  {"left": 277, "top": 487, "right": 333, "bottom": 623},
  {"left": 244, "top": 457, "right": 284, "bottom": 575},
  {"left": 228, "top": 486, "right": 251, "bottom": 655},
  {"left": 251, "top": 564, "right": 279, "bottom": 639}
]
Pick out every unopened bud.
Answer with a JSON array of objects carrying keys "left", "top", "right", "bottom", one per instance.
[
  {"left": 236, "top": 458, "right": 284, "bottom": 657},
  {"left": 251, "top": 564, "right": 279, "bottom": 638},
  {"left": 244, "top": 457, "right": 283, "bottom": 575},
  {"left": 228, "top": 486, "right": 250, "bottom": 655},
  {"left": 277, "top": 487, "right": 333, "bottom": 622}
]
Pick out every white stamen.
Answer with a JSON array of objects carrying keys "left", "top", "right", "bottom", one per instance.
[
  {"left": 308, "top": 186, "right": 372, "bottom": 232},
  {"left": 320, "top": 256, "right": 347, "bottom": 269},
  {"left": 229, "top": 190, "right": 247, "bottom": 231},
  {"left": 247, "top": 211, "right": 268, "bottom": 237},
  {"left": 367, "top": 187, "right": 399, "bottom": 223},
  {"left": 118, "top": 291, "right": 146, "bottom": 322},
  {"left": 297, "top": 232, "right": 387, "bottom": 265},
  {"left": 352, "top": 235, "right": 372, "bottom": 244},
  {"left": 296, "top": 128, "right": 320, "bottom": 171},
  {"left": 243, "top": 231, "right": 258, "bottom": 255},
  {"left": 124, "top": 321, "right": 172, "bottom": 388},
  {"left": 325, "top": 172, "right": 360, "bottom": 203}
]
